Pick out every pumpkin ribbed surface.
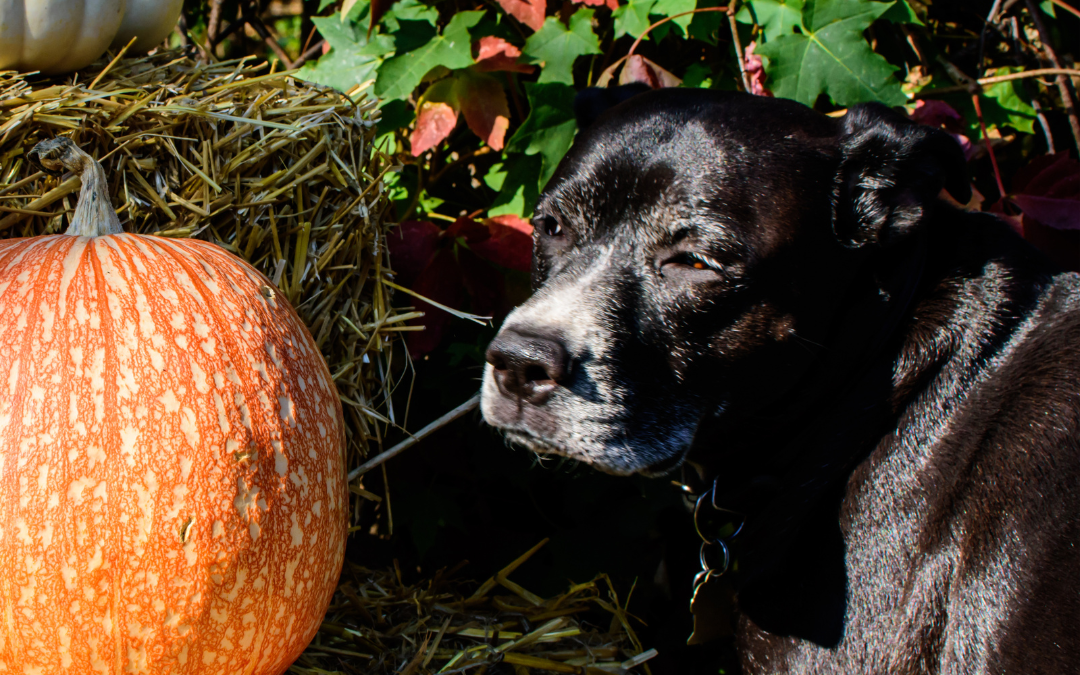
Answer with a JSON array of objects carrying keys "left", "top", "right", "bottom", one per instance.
[{"left": 0, "top": 233, "right": 347, "bottom": 674}]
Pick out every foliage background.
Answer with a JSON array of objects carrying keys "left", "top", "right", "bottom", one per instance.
[{"left": 179, "top": 1, "right": 1078, "bottom": 671}]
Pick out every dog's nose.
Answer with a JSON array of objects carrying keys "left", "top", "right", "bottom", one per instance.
[{"left": 485, "top": 330, "right": 569, "bottom": 403}]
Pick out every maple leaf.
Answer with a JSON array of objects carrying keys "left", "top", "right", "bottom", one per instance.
[
  {"left": 297, "top": 15, "right": 389, "bottom": 94},
  {"left": 474, "top": 36, "right": 536, "bottom": 74},
  {"left": 522, "top": 9, "right": 602, "bottom": 85},
  {"left": 455, "top": 71, "right": 512, "bottom": 151},
  {"left": 496, "top": 0, "right": 547, "bottom": 31},
  {"left": 375, "top": 11, "right": 485, "bottom": 101},
  {"left": 650, "top": 0, "right": 695, "bottom": 34},
  {"left": 612, "top": 0, "right": 656, "bottom": 38},
  {"left": 735, "top": 0, "right": 804, "bottom": 41},
  {"left": 410, "top": 78, "right": 459, "bottom": 156},
  {"left": 755, "top": 0, "right": 905, "bottom": 107},
  {"left": 619, "top": 55, "right": 682, "bottom": 88}
]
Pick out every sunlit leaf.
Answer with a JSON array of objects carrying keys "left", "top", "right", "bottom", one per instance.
[
  {"left": 474, "top": 36, "right": 536, "bottom": 73},
  {"left": 297, "top": 15, "right": 388, "bottom": 95},
  {"left": 613, "top": 0, "right": 657, "bottom": 38},
  {"left": 376, "top": 11, "right": 485, "bottom": 100},
  {"left": 755, "top": 0, "right": 905, "bottom": 107},
  {"left": 455, "top": 71, "right": 512, "bottom": 151},
  {"left": 650, "top": 0, "right": 696, "bottom": 35},
  {"left": 522, "top": 9, "right": 602, "bottom": 84},
  {"left": 489, "top": 154, "right": 543, "bottom": 217},
  {"left": 496, "top": 0, "right": 548, "bottom": 31},
  {"left": 735, "top": 0, "right": 804, "bottom": 41},
  {"left": 410, "top": 78, "right": 460, "bottom": 156}
]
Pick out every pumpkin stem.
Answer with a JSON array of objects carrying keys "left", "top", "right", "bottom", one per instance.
[{"left": 29, "top": 137, "right": 123, "bottom": 237}]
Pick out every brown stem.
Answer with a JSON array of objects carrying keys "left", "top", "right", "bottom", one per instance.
[
  {"left": 913, "top": 68, "right": 1080, "bottom": 97},
  {"left": 206, "top": 0, "right": 225, "bottom": 50},
  {"left": 29, "top": 138, "right": 123, "bottom": 238},
  {"left": 1025, "top": 0, "right": 1080, "bottom": 154},
  {"left": 728, "top": 2, "right": 753, "bottom": 93},
  {"left": 242, "top": 2, "right": 295, "bottom": 69},
  {"left": 292, "top": 40, "right": 327, "bottom": 70}
]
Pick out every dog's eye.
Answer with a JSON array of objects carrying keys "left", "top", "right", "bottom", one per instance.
[
  {"left": 662, "top": 252, "right": 722, "bottom": 276},
  {"left": 536, "top": 215, "right": 563, "bottom": 237}
]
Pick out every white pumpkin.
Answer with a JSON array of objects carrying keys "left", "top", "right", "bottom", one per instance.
[
  {"left": 0, "top": 0, "right": 182, "bottom": 75},
  {"left": 112, "top": 0, "right": 184, "bottom": 54}
]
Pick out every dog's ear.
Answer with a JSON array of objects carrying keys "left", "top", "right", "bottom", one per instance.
[
  {"left": 573, "top": 84, "right": 652, "bottom": 130},
  {"left": 834, "top": 103, "right": 971, "bottom": 248}
]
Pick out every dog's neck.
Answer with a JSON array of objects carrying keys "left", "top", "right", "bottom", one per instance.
[{"left": 685, "top": 212, "right": 1055, "bottom": 645}]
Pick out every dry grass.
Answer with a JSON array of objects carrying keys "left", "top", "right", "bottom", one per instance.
[{"left": 0, "top": 48, "right": 656, "bottom": 674}]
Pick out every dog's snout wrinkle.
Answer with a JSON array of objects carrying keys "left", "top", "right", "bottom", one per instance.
[{"left": 486, "top": 329, "right": 571, "bottom": 404}]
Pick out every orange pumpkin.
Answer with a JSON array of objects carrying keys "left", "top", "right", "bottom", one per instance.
[{"left": 0, "top": 138, "right": 347, "bottom": 674}]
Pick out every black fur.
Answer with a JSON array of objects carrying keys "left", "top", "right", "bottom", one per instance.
[{"left": 481, "top": 89, "right": 1080, "bottom": 673}]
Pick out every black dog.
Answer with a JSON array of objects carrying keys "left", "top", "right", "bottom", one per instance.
[{"left": 480, "top": 89, "right": 1080, "bottom": 673}]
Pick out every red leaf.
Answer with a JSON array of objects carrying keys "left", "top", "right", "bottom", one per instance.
[
  {"left": 1012, "top": 152, "right": 1079, "bottom": 196},
  {"left": 495, "top": 0, "right": 546, "bottom": 32},
  {"left": 471, "top": 215, "right": 534, "bottom": 272},
  {"left": 387, "top": 220, "right": 443, "bottom": 286},
  {"left": 1008, "top": 152, "right": 1079, "bottom": 230},
  {"left": 455, "top": 72, "right": 512, "bottom": 151},
  {"left": 410, "top": 104, "right": 458, "bottom": 157},
  {"left": 619, "top": 54, "right": 682, "bottom": 89},
  {"left": 410, "top": 80, "right": 460, "bottom": 157},
  {"left": 446, "top": 217, "right": 491, "bottom": 244},
  {"left": 1011, "top": 195, "right": 1080, "bottom": 231},
  {"left": 910, "top": 99, "right": 961, "bottom": 128},
  {"left": 744, "top": 42, "right": 773, "bottom": 97},
  {"left": 474, "top": 37, "right": 536, "bottom": 74},
  {"left": 574, "top": 0, "right": 618, "bottom": 8},
  {"left": 406, "top": 249, "right": 466, "bottom": 356}
]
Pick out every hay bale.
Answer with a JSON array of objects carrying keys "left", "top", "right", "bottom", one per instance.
[{"left": 0, "top": 48, "right": 401, "bottom": 473}]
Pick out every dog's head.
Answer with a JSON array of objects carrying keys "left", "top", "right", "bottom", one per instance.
[{"left": 481, "top": 89, "right": 968, "bottom": 475}]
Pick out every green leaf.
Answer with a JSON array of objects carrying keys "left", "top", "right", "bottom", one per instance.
[
  {"left": 687, "top": 0, "right": 725, "bottom": 44},
  {"left": 736, "top": 0, "right": 804, "bottom": 41},
  {"left": 381, "top": 0, "right": 439, "bottom": 31},
  {"left": 682, "top": 63, "right": 714, "bottom": 88},
  {"left": 297, "top": 15, "right": 388, "bottom": 95},
  {"left": 523, "top": 9, "right": 602, "bottom": 85},
  {"left": 880, "top": 0, "right": 922, "bottom": 24},
  {"left": 613, "top": 0, "right": 658, "bottom": 38},
  {"left": 489, "top": 154, "right": 543, "bottom": 217},
  {"left": 755, "top": 0, "right": 905, "bottom": 107},
  {"left": 650, "top": 0, "right": 697, "bottom": 36},
  {"left": 1039, "top": 0, "right": 1055, "bottom": 17},
  {"left": 375, "top": 11, "right": 485, "bottom": 101},
  {"left": 978, "top": 67, "right": 1038, "bottom": 134},
  {"left": 507, "top": 82, "right": 578, "bottom": 189}
]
